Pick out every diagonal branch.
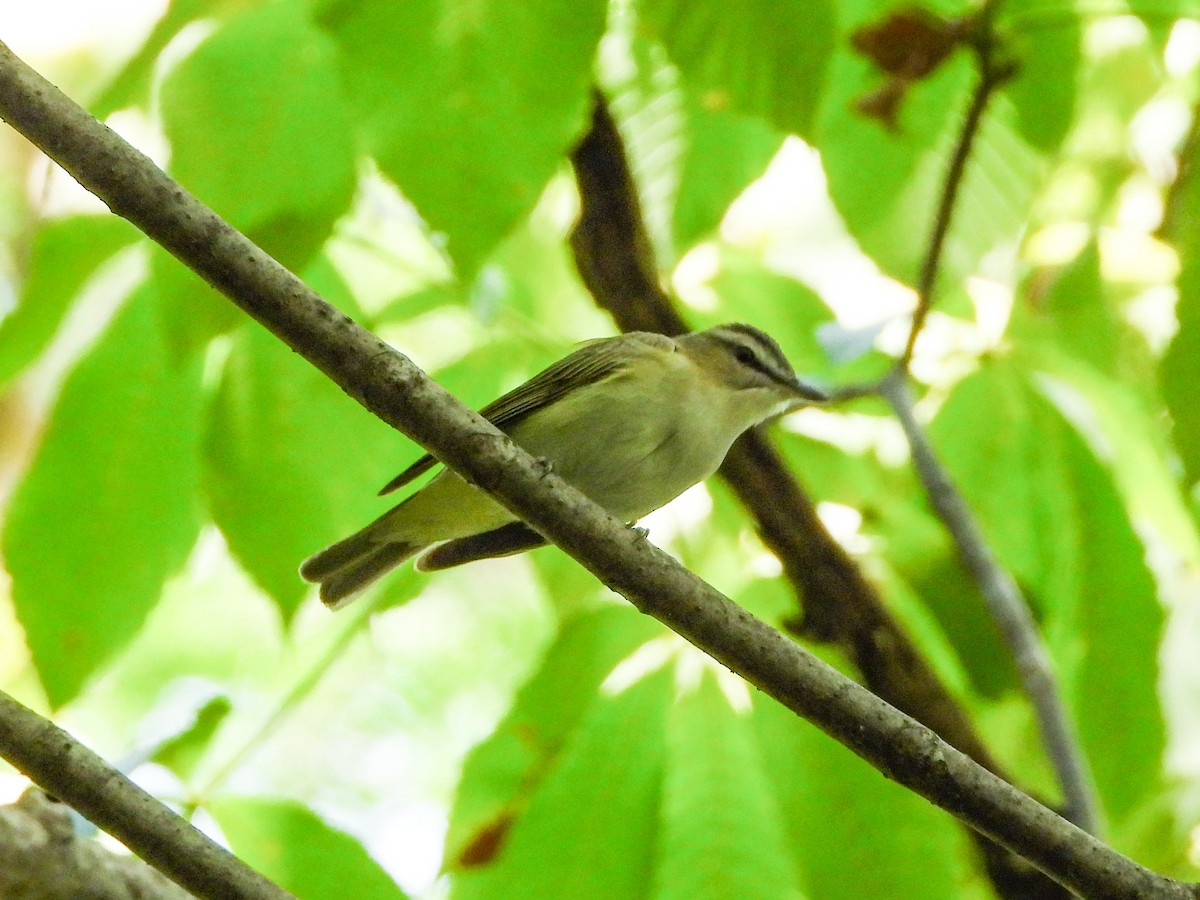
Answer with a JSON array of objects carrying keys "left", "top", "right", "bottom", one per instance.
[
  {"left": 0, "top": 39, "right": 1190, "bottom": 900},
  {"left": 0, "top": 691, "right": 293, "bottom": 900},
  {"left": 568, "top": 93, "right": 1070, "bottom": 900}
]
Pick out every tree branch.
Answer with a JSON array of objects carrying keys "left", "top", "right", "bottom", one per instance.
[
  {"left": 0, "top": 788, "right": 195, "bottom": 899},
  {"left": 568, "top": 93, "right": 1071, "bottom": 900},
  {"left": 877, "top": 2, "right": 1101, "bottom": 835},
  {"left": 0, "top": 691, "right": 293, "bottom": 899},
  {"left": 0, "top": 39, "right": 1190, "bottom": 900}
]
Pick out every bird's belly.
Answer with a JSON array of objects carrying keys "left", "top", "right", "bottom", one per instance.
[{"left": 512, "top": 383, "right": 732, "bottom": 522}]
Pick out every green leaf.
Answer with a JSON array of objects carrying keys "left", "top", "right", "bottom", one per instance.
[
  {"left": 816, "top": 34, "right": 1044, "bottom": 298},
  {"left": 1047, "top": 403, "right": 1165, "bottom": 825},
  {"left": 754, "top": 693, "right": 985, "bottom": 899},
  {"left": 0, "top": 216, "right": 139, "bottom": 387},
  {"left": 91, "top": 0, "right": 257, "bottom": 117},
  {"left": 208, "top": 797, "right": 409, "bottom": 900},
  {"left": 203, "top": 260, "right": 398, "bottom": 618},
  {"left": 637, "top": 0, "right": 835, "bottom": 139},
  {"left": 599, "top": 25, "right": 785, "bottom": 260},
  {"left": 452, "top": 664, "right": 673, "bottom": 900},
  {"left": 930, "top": 359, "right": 1166, "bottom": 824},
  {"left": 150, "top": 693, "right": 233, "bottom": 781},
  {"left": 160, "top": 3, "right": 356, "bottom": 270},
  {"left": 1024, "top": 242, "right": 1122, "bottom": 375},
  {"left": 928, "top": 362, "right": 1079, "bottom": 615},
  {"left": 1162, "top": 125, "right": 1200, "bottom": 486},
  {"left": 445, "top": 606, "right": 664, "bottom": 869},
  {"left": 318, "top": 0, "right": 607, "bottom": 277},
  {"left": 3, "top": 288, "right": 203, "bottom": 707},
  {"left": 999, "top": 8, "right": 1080, "bottom": 152},
  {"left": 673, "top": 95, "right": 782, "bottom": 251},
  {"left": 652, "top": 672, "right": 801, "bottom": 900}
]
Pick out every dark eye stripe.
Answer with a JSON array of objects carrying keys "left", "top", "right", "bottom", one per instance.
[
  {"left": 714, "top": 325, "right": 797, "bottom": 386},
  {"left": 720, "top": 324, "right": 792, "bottom": 375}
]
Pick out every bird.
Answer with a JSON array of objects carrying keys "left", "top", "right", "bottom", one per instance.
[{"left": 300, "top": 323, "right": 826, "bottom": 608}]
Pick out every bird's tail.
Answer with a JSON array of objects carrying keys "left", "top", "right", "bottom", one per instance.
[{"left": 299, "top": 525, "right": 426, "bottom": 609}]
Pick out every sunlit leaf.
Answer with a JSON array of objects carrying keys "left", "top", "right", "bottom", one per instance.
[
  {"left": 160, "top": 3, "right": 356, "bottom": 270},
  {"left": 209, "top": 797, "right": 409, "bottom": 900},
  {"left": 3, "top": 288, "right": 203, "bottom": 707},
  {"left": 817, "top": 18, "right": 1044, "bottom": 302},
  {"left": 999, "top": 6, "right": 1080, "bottom": 152},
  {"left": 600, "top": 28, "right": 784, "bottom": 261},
  {"left": 652, "top": 672, "right": 801, "bottom": 900},
  {"left": 637, "top": 0, "right": 835, "bottom": 139},
  {"left": 317, "top": 0, "right": 606, "bottom": 277},
  {"left": 0, "top": 216, "right": 139, "bottom": 387},
  {"left": 452, "top": 665, "right": 673, "bottom": 899},
  {"left": 91, "top": 0, "right": 258, "bottom": 117},
  {"left": 1162, "top": 126, "right": 1200, "bottom": 486}
]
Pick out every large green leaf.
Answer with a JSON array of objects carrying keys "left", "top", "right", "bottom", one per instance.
[
  {"left": 3, "top": 287, "right": 203, "bottom": 707},
  {"left": 600, "top": 29, "right": 784, "bottom": 264},
  {"left": 318, "top": 0, "right": 607, "bottom": 277},
  {"left": 815, "top": 9, "right": 1044, "bottom": 300},
  {"left": 0, "top": 216, "right": 139, "bottom": 387},
  {"left": 445, "top": 606, "right": 664, "bottom": 870},
  {"left": 203, "top": 260, "right": 398, "bottom": 619},
  {"left": 208, "top": 797, "right": 408, "bottom": 900},
  {"left": 998, "top": 4, "right": 1080, "bottom": 153},
  {"left": 652, "top": 672, "right": 802, "bottom": 900},
  {"left": 160, "top": 3, "right": 356, "bottom": 270},
  {"left": 754, "top": 691, "right": 986, "bottom": 899},
  {"left": 637, "top": 0, "right": 835, "bottom": 139},
  {"left": 452, "top": 663, "right": 673, "bottom": 900},
  {"left": 1162, "top": 117, "right": 1200, "bottom": 487},
  {"left": 91, "top": 0, "right": 258, "bottom": 117},
  {"left": 928, "top": 362, "right": 1080, "bottom": 615},
  {"left": 929, "top": 359, "right": 1165, "bottom": 824},
  {"left": 1045, "top": 395, "right": 1165, "bottom": 825},
  {"left": 1026, "top": 242, "right": 1122, "bottom": 375},
  {"left": 672, "top": 96, "right": 782, "bottom": 252}
]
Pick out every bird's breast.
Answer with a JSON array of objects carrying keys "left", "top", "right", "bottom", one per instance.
[{"left": 508, "top": 359, "right": 751, "bottom": 521}]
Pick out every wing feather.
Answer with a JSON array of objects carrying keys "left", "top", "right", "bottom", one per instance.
[{"left": 379, "top": 332, "right": 675, "bottom": 496}]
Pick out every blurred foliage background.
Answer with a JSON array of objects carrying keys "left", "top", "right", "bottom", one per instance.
[{"left": 3, "top": 0, "right": 1200, "bottom": 896}]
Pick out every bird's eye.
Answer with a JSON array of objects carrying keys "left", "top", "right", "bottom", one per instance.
[{"left": 734, "top": 346, "right": 757, "bottom": 366}]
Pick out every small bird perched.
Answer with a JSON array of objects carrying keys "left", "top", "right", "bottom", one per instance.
[{"left": 301, "top": 323, "right": 826, "bottom": 608}]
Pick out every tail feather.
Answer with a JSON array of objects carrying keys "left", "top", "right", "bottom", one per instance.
[
  {"left": 317, "top": 541, "right": 421, "bottom": 609},
  {"left": 299, "top": 529, "right": 377, "bottom": 582},
  {"left": 300, "top": 526, "right": 424, "bottom": 609}
]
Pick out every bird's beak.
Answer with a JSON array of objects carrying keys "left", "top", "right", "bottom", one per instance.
[{"left": 791, "top": 377, "right": 829, "bottom": 405}]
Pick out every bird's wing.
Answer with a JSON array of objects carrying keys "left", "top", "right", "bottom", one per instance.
[{"left": 379, "top": 332, "right": 675, "bottom": 496}]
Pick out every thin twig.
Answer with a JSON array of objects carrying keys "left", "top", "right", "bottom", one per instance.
[
  {"left": 882, "top": 372, "right": 1101, "bottom": 834},
  {"left": 882, "top": 3, "right": 1102, "bottom": 835},
  {"left": 568, "top": 92, "right": 1072, "bottom": 900},
  {"left": 898, "top": 3, "right": 1013, "bottom": 372},
  {"left": 0, "top": 38, "right": 1188, "bottom": 899}
]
